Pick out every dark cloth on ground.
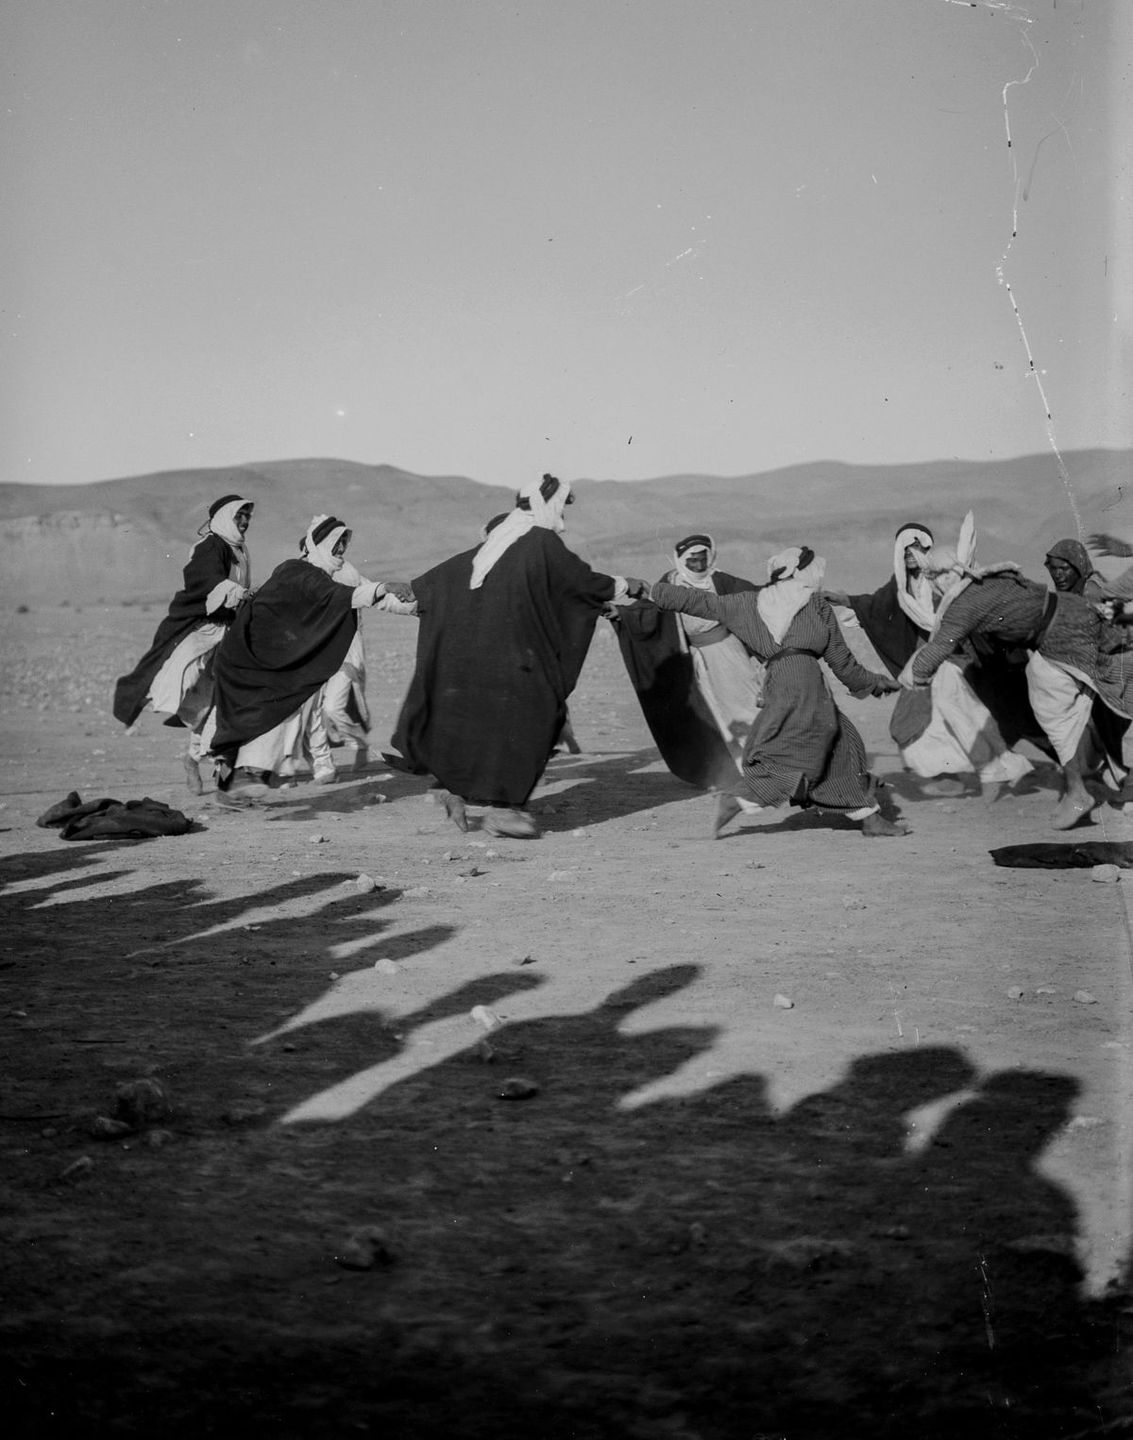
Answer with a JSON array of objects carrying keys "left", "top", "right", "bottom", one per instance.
[
  {"left": 36, "top": 793, "right": 193, "bottom": 840},
  {"left": 650, "top": 585, "right": 878, "bottom": 811},
  {"left": 991, "top": 842, "right": 1133, "bottom": 870},
  {"left": 113, "top": 534, "right": 242, "bottom": 727},
  {"left": 210, "top": 558, "right": 358, "bottom": 758},
  {"left": 390, "top": 529, "right": 617, "bottom": 806},
  {"left": 613, "top": 570, "right": 758, "bottom": 790}
]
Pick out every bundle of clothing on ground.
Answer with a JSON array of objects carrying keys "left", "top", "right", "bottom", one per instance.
[{"left": 36, "top": 792, "right": 193, "bottom": 841}]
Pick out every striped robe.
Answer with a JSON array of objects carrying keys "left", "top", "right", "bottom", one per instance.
[{"left": 650, "top": 584, "right": 879, "bottom": 811}]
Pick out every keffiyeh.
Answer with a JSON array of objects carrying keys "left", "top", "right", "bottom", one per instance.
[
  {"left": 304, "top": 514, "right": 350, "bottom": 575},
  {"left": 203, "top": 495, "right": 252, "bottom": 589},
  {"left": 757, "top": 546, "right": 827, "bottom": 643},
  {"left": 470, "top": 474, "right": 572, "bottom": 589},
  {"left": 893, "top": 523, "right": 935, "bottom": 632},
  {"left": 671, "top": 534, "right": 718, "bottom": 590}
]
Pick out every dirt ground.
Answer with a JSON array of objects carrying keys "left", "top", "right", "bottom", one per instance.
[{"left": 2, "top": 602, "right": 1132, "bottom": 1439}]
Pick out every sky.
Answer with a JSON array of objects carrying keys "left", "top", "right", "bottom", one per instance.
[{"left": 5, "top": 0, "right": 1130, "bottom": 489}]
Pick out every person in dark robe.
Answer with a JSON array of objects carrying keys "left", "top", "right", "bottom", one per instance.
[
  {"left": 611, "top": 534, "right": 762, "bottom": 790},
  {"left": 647, "top": 547, "right": 908, "bottom": 838},
  {"left": 113, "top": 494, "right": 254, "bottom": 794},
  {"left": 826, "top": 519, "right": 1035, "bottom": 800},
  {"left": 208, "top": 515, "right": 403, "bottom": 796},
  {"left": 388, "top": 473, "right": 644, "bottom": 838}
]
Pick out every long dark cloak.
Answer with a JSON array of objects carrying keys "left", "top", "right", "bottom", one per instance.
[
  {"left": 210, "top": 559, "right": 357, "bottom": 757},
  {"left": 844, "top": 577, "right": 925, "bottom": 678},
  {"left": 390, "top": 529, "right": 617, "bottom": 806},
  {"left": 113, "top": 533, "right": 241, "bottom": 727},
  {"left": 612, "top": 571, "right": 758, "bottom": 790}
]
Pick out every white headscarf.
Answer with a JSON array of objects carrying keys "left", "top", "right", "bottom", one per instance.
[
  {"left": 893, "top": 524, "right": 936, "bottom": 632},
  {"left": 303, "top": 514, "right": 350, "bottom": 575},
  {"left": 671, "top": 535, "right": 717, "bottom": 590},
  {"left": 757, "top": 547, "right": 827, "bottom": 643},
  {"left": 204, "top": 497, "right": 252, "bottom": 589},
  {"left": 922, "top": 513, "right": 1020, "bottom": 630},
  {"left": 469, "top": 475, "right": 572, "bottom": 589}
]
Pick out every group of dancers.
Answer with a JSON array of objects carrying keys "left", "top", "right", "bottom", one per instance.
[{"left": 113, "top": 475, "right": 1133, "bottom": 840}]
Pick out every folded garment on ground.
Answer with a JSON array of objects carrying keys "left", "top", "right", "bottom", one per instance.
[
  {"left": 36, "top": 793, "right": 193, "bottom": 841},
  {"left": 990, "top": 841, "right": 1133, "bottom": 869}
]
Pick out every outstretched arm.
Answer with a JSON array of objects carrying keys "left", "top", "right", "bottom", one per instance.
[
  {"left": 648, "top": 580, "right": 728, "bottom": 622},
  {"left": 1088, "top": 533, "right": 1133, "bottom": 559},
  {"left": 901, "top": 587, "right": 985, "bottom": 686},
  {"left": 815, "top": 598, "right": 898, "bottom": 696}
]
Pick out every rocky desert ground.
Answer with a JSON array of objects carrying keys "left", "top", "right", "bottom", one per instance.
[{"left": 2, "top": 591, "right": 1131, "bottom": 1437}]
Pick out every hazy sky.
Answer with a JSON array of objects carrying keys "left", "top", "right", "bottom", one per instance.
[{"left": 5, "top": 0, "right": 1129, "bottom": 488}]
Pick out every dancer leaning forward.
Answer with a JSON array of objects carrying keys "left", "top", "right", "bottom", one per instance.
[
  {"left": 647, "top": 547, "right": 909, "bottom": 838},
  {"left": 113, "top": 494, "right": 254, "bottom": 794}
]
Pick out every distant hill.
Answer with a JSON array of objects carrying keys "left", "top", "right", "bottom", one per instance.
[{"left": 2, "top": 450, "right": 1129, "bottom": 604}]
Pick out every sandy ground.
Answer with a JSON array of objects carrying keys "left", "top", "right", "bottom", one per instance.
[{"left": 2, "top": 602, "right": 1131, "bottom": 1438}]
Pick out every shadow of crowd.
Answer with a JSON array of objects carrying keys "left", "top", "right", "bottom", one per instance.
[{"left": 1, "top": 847, "right": 1130, "bottom": 1439}]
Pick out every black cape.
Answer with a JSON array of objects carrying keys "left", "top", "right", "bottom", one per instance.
[
  {"left": 390, "top": 529, "right": 617, "bottom": 806},
  {"left": 210, "top": 559, "right": 358, "bottom": 758},
  {"left": 613, "top": 571, "right": 758, "bottom": 790},
  {"left": 844, "top": 577, "right": 924, "bottom": 679},
  {"left": 113, "top": 533, "right": 242, "bottom": 727}
]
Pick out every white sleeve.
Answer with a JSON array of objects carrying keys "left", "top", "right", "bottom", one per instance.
[
  {"left": 206, "top": 579, "right": 247, "bottom": 613},
  {"left": 351, "top": 582, "right": 386, "bottom": 609},
  {"left": 374, "top": 593, "right": 419, "bottom": 616}
]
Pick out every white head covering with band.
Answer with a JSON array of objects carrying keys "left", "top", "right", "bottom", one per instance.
[
  {"left": 757, "top": 547, "right": 827, "bottom": 643},
  {"left": 921, "top": 512, "right": 1021, "bottom": 629},
  {"left": 893, "top": 523, "right": 936, "bottom": 632},
  {"left": 304, "top": 514, "right": 350, "bottom": 575},
  {"left": 202, "top": 495, "right": 252, "bottom": 590},
  {"left": 671, "top": 534, "right": 718, "bottom": 590},
  {"left": 469, "top": 474, "right": 572, "bottom": 589}
]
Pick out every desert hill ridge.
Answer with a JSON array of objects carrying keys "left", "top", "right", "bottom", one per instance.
[{"left": 2, "top": 449, "right": 1129, "bottom": 605}]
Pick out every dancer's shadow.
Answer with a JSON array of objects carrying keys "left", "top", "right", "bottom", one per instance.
[
  {"left": 878, "top": 763, "right": 1059, "bottom": 806},
  {"left": 530, "top": 746, "right": 706, "bottom": 830},
  {"left": 209, "top": 769, "right": 433, "bottom": 823},
  {"left": 7, "top": 933, "right": 1129, "bottom": 1440}
]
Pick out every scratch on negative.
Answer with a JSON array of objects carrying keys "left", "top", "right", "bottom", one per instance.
[
  {"left": 979, "top": 1254, "right": 996, "bottom": 1349},
  {"left": 991, "top": 15, "right": 1080, "bottom": 529}
]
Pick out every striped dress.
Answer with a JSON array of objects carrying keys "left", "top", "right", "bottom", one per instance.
[
  {"left": 650, "top": 584, "right": 880, "bottom": 811},
  {"left": 910, "top": 576, "right": 1133, "bottom": 718}
]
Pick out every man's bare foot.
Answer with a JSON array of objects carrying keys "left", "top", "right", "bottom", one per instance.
[
  {"left": 1052, "top": 791, "right": 1094, "bottom": 831},
  {"left": 713, "top": 793, "right": 742, "bottom": 838},
  {"left": 182, "top": 753, "right": 204, "bottom": 796},
  {"left": 435, "top": 789, "right": 468, "bottom": 832},
  {"left": 861, "top": 812, "right": 911, "bottom": 837},
  {"left": 482, "top": 807, "right": 537, "bottom": 839}
]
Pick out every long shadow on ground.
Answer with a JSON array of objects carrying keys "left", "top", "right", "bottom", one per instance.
[{"left": 2, "top": 883, "right": 1129, "bottom": 1439}]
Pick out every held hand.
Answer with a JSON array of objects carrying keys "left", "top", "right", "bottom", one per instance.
[
  {"left": 623, "top": 577, "right": 648, "bottom": 600},
  {"left": 1087, "top": 533, "right": 1133, "bottom": 559},
  {"left": 868, "top": 673, "right": 902, "bottom": 696},
  {"left": 383, "top": 582, "right": 415, "bottom": 603}
]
